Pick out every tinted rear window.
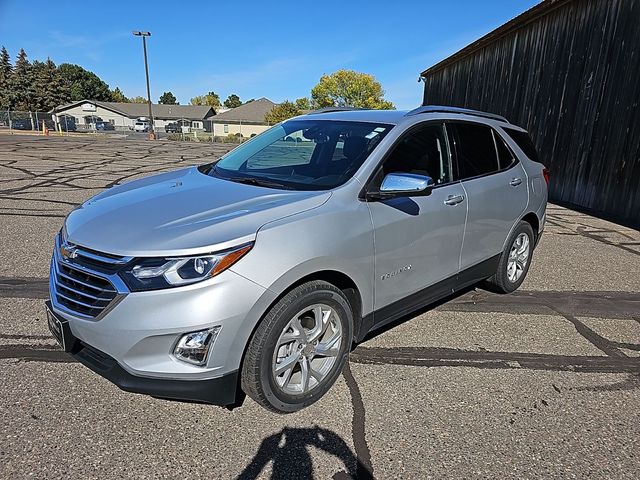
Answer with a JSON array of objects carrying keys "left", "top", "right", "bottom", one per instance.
[
  {"left": 493, "top": 131, "right": 516, "bottom": 169},
  {"left": 452, "top": 123, "right": 499, "bottom": 179},
  {"left": 504, "top": 127, "right": 539, "bottom": 163}
]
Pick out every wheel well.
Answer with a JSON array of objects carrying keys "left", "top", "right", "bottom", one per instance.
[
  {"left": 235, "top": 270, "right": 363, "bottom": 408},
  {"left": 292, "top": 271, "right": 363, "bottom": 339},
  {"left": 521, "top": 212, "right": 540, "bottom": 242}
]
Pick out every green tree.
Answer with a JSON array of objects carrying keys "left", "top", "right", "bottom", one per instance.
[
  {"left": 311, "top": 69, "right": 394, "bottom": 110},
  {"left": 129, "top": 96, "right": 147, "bottom": 103},
  {"left": 190, "top": 91, "right": 220, "bottom": 108},
  {"left": 0, "top": 46, "right": 12, "bottom": 108},
  {"left": 32, "top": 58, "right": 69, "bottom": 111},
  {"left": 159, "top": 91, "right": 178, "bottom": 105},
  {"left": 10, "top": 49, "right": 36, "bottom": 111},
  {"left": 224, "top": 93, "right": 242, "bottom": 109},
  {"left": 264, "top": 100, "right": 301, "bottom": 124},
  {"left": 58, "top": 63, "right": 111, "bottom": 101},
  {"left": 295, "top": 97, "right": 311, "bottom": 110},
  {"left": 110, "top": 87, "right": 129, "bottom": 102}
]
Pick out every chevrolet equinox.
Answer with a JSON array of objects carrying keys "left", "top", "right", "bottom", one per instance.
[{"left": 47, "top": 106, "right": 548, "bottom": 413}]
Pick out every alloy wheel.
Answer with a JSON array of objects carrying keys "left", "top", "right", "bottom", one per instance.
[
  {"left": 272, "top": 304, "right": 343, "bottom": 395},
  {"left": 507, "top": 232, "right": 530, "bottom": 282}
]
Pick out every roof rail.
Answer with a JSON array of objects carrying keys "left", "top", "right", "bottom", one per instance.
[
  {"left": 306, "top": 107, "right": 363, "bottom": 115},
  {"left": 406, "top": 105, "right": 509, "bottom": 123}
]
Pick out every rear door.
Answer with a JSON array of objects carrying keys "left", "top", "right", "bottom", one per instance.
[
  {"left": 448, "top": 122, "right": 528, "bottom": 271},
  {"left": 367, "top": 122, "right": 467, "bottom": 315}
]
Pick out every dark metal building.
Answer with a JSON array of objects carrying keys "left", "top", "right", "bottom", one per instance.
[{"left": 420, "top": 0, "right": 640, "bottom": 228}]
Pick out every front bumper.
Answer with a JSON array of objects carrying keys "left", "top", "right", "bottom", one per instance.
[
  {"left": 72, "top": 337, "right": 240, "bottom": 406},
  {"left": 47, "top": 304, "right": 240, "bottom": 406},
  {"left": 48, "top": 237, "right": 278, "bottom": 403}
]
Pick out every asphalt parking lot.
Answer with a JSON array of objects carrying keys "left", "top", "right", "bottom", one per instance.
[{"left": 0, "top": 134, "right": 638, "bottom": 479}]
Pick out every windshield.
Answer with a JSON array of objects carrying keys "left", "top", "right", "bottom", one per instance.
[{"left": 205, "top": 119, "right": 394, "bottom": 191}]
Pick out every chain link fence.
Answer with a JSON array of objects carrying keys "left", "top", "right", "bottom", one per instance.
[{"left": 0, "top": 110, "right": 274, "bottom": 144}]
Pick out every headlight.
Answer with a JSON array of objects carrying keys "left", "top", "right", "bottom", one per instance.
[
  {"left": 120, "top": 243, "right": 253, "bottom": 291},
  {"left": 60, "top": 224, "right": 69, "bottom": 243}
]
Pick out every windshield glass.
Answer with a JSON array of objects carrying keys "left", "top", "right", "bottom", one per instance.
[{"left": 206, "top": 119, "right": 394, "bottom": 190}]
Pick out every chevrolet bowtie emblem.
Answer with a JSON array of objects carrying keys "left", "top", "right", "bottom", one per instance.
[{"left": 60, "top": 242, "right": 78, "bottom": 260}]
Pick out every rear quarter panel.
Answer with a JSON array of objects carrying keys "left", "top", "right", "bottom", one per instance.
[{"left": 497, "top": 124, "right": 548, "bottom": 228}]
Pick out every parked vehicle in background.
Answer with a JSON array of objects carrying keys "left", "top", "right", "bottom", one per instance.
[
  {"left": 12, "top": 119, "right": 33, "bottom": 130},
  {"left": 46, "top": 106, "right": 547, "bottom": 413},
  {"left": 95, "top": 121, "right": 115, "bottom": 131},
  {"left": 134, "top": 120, "right": 150, "bottom": 132},
  {"left": 7, "top": 116, "right": 76, "bottom": 132},
  {"left": 162, "top": 120, "right": 191, "bottom": 134},
  {"left": 165, "top": 122, "right": 180, "bottom": 133},
  {"left": 57, "top": 115, "right": 77, "bottom": 132}
]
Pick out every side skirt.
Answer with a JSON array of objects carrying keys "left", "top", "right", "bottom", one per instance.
[{"left": 357, "top": 254, "right": 500, "bottom": 341}]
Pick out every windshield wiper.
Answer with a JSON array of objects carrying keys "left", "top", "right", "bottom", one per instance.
[
  {"left": 227, "top": 176, "right": 293, "bottom": 190},
  {"left": 211, "top": 165, "right": 294, "bottom": 190}
]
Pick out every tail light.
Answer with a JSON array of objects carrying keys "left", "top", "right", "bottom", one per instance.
[{"left": 542, "top": 167, "right": 550, "bottom": 185}]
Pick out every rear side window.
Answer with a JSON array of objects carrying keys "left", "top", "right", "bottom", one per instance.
[
  {"left": 503, "top": 127, "right": 539, "bottom": 163},
  {"left": 493, "top": 131, "right": 516, "bottom": 169},
  {"left": 450, "top": 123, "right": 499, "bottom": 179}
]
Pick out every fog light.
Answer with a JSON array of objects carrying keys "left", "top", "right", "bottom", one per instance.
[{"left": 173, "top": 327, "right": 220, "bottom": 366}]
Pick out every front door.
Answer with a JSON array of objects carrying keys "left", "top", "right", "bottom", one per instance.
[{"left": 366, "top": 122, "right": 467, "bottom": 321}]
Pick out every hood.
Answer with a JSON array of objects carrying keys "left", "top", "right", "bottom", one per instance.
[{"left": 65, "top": 167, "right": 330, "bottom": 256}]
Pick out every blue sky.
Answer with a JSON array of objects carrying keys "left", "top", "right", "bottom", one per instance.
[{"left": 0, "top": 0, "right": 539, "bottom": 109}]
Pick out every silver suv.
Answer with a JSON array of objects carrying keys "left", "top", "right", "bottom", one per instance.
[{"left": 47, "top": 106, "right": 548, "bottom": 413}]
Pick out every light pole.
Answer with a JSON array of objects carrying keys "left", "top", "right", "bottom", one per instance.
[{"left": 132, "top": 31, "right": 155, "bottom": 140}]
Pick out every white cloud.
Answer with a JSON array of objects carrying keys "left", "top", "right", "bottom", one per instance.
[{"left": 48, "top": 30, "right": 129, "bottom": 62}]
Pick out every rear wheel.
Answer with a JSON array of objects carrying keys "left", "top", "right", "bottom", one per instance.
[
  {"left": 241, "top": 280, "right": 353, "bottom": 413},
  {"left": 484, "top": 221, "right": 535, "bottom": 293}
]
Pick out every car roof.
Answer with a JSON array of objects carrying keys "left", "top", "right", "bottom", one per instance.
[
  {"left": 300, "top": 109, "right": 408, "bottom": 124},
  {"left": 296, "top": 105, "right": 512, "bottom": 127}
]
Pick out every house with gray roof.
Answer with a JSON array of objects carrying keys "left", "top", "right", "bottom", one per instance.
[
  {"left": 51, "top": 100, "right": 216, "bottom": 130},
  {"left": 208, "top": 98, "right": 276, "bottom": 137}
]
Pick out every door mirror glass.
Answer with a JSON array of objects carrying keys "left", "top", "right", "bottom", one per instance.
[{"left": 373, "top": 173, "right": 434, "bottom": 199}]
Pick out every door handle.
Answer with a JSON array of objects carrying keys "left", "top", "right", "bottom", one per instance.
[
  {"left": 444, "top": 194, "right": 464, "bottom": 206},
  {"left": 510, "top": 177, "right": 523, "bottom": 186}
]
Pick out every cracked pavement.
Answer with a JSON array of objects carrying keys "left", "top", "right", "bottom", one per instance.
[{"left": 0, "top": 134, "right": 638, "bottom": 479}]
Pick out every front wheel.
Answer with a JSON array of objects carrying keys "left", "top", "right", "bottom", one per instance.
[
  {"left": 241, "top": 280, "right": 353, "bottom": 413},
  {"left": 484, "top": 221, "right": 535, "bottom": 294}
]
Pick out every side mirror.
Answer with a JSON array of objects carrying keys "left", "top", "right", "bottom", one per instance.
[{"left": 367, "top": 173, "right": 434, "bottom": 201}]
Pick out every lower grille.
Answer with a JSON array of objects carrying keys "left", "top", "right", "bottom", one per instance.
[{"left": 75, "top": 342, "right": 117, "bottom": 372}]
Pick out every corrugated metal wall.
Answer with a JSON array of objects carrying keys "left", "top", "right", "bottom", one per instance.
[{"left": 421, "top": 0, "right": 640, "bottom": 228}]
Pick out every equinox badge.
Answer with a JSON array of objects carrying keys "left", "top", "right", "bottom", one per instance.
[{"left": 381, "top": 264, "right": 412, "bottom": 281}]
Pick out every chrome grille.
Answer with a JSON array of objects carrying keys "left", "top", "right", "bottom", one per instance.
[{"left": 50, "top": 235, "right": 128, "bottom": 319}]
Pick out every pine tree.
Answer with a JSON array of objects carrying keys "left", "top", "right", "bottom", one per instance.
[
  {"left": 159, "top": 91, "right": 178, "bottom": 105},
  {"left": 33, "top": 58, "right": 69, "bottom": 111},
  {"left": 224, "top": 94, "right": 242, "bottom": 109},
  {"left": 110, "top": 87, "right": 129, "bottom": 102},
  {"left": 50, "top": 59, "right": 70, "bottom": 107},
  {"left": 0, "top": 46, "right": 12, "bottom": 108},
  {"left": 10, "top": 49, "right": 36, "bottom": 112}
]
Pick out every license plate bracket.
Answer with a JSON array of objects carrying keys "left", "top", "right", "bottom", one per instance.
[{"left": 45, "top": 302, "right": 75, "bottom": 352}]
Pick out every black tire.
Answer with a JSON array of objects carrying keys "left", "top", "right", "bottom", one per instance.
[
  {"left": 240, "top": 280, "right": 354, "bottom": 413},
  {"left": 484, "top": 221, "right": 535, "bottom": 294}
]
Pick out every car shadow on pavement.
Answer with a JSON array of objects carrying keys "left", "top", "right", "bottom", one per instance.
[{"left": 236, "top": 426, "right": 368, "bottom": 480}]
